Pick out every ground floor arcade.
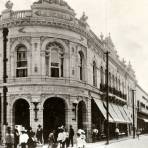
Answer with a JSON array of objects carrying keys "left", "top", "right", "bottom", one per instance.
[{"left": 0, "top": 86, "right": 133, "bottom": 143}]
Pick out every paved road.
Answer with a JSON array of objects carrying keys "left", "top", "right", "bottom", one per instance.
[{"left": 86, "top": 135, "right": 148, "bottom": 148}]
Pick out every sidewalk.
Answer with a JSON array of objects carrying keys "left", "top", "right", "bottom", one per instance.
[{"left": 86, "top": 136, "right": 133, "bottom": 148}]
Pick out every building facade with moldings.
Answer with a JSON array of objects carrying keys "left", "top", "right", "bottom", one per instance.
[{"left": 0, "top": 0, "right": 137, "bottom": 142}]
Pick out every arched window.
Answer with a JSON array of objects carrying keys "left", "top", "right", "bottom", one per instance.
[
  {"left": 93, "top": 61, "right": 97, "bottom": 86},
  {"left": 100, "top": 66, "right": 104, "bottom": 84},
  {"left": 45, "top": 42, "right": 64, "bottom": 77},
  {"left": 16, "top": 45, "right": 27, "bottom": 77},
  {"left": 78, "top": 51, "right": 84, "bottom": 81}
]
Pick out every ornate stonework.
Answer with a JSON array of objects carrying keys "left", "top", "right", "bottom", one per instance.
[{"left": 10, "top": 36, "right": 31, "bottom": 49}]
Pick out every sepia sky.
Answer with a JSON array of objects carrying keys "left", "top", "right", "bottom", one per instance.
[{"left": 0, "top": 0, "right": 148, "bottom": 92}]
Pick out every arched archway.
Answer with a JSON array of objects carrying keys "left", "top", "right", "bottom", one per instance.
[
  {"left": 43, "top": 97, "right": 66, "bottom": 143},
  {"left": 13, "top": 99, "right": 30, "bottom": 129},
  {"left": 77, "top": 101, "right": 87, "bottom": 129}
]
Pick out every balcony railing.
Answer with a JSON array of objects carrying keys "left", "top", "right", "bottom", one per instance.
[
  {"left": 100, "top": 83, "right": 127, "bottom": 100},
  {"left": 11, "top": 10, "right": 32, "bottom": 19}
]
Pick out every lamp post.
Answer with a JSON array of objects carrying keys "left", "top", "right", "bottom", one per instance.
[
  {"left": 105, "top": 51, "right": 110, "bottom": 144},
  {"left": 3, "top": 28, "right": 8, "bottom": 126},
  {"left": 32, "top": 99, "right": 39, "bottom": 122},
  {"left": 132, "top": 89, "right": 136, "bottom": 138},
  {"left": 72, "top": 99, "right": 78, "bottom": 121},
  {"left": 2, "top": 27, "right": 8, "bottom": 146}
]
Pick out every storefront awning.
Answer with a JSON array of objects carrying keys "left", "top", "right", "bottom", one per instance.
[
  {"left": 111, "top": 103, "right": 127, "bottom": 123},
  {"left": 93, "top": 98, "right": 114, "bottom": 122},
  {"left": 143, "top": 119, "right": 148, "bottom": 122},
  {"left": 118, "top": 106, "right": 132, "bottom": 123},
  {"left": 93, "top": 98, "right": 132, "bottom": 124},
  {"left": 138, "top": 117, "right": 148, "bottom": 123},
  {"left": 103, "top": 102, "right": 131, "bottom": 124},
  {"left": 123, "top": 107, "right": 133, "bottom": 123}
]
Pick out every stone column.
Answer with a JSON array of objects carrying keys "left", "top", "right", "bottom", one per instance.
[
  {"left": 69, "top": 96, "right": 78, "bottom": 144},
  {"left": 40, "top": 51, "right": 46, "bottom": 77},
  {"left": 31, "top": 38, "right": 41, "bottom": 76}
]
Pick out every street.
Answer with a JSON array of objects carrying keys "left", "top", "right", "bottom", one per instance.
[{"left": 86, "top": 135, "right": 148, "bottom": 148}]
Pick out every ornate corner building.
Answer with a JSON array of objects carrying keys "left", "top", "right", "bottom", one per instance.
[{"left": 0, "top": 0, "right": 138, "bottom": 142}]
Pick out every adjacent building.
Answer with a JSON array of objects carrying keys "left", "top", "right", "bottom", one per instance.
[
  {"left": 136, "top": 85, "right": 148, "bottom": 134},
  {"left": 0, "top": 0, "right": 145, "bottom": 143}
]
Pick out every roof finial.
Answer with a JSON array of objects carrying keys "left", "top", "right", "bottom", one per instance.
[
  {"left": 80, "top": 12, "right": 88, "bottom": 23},
  {"left": 5, "top": 0, "right": 13, "bottom": 10},
  {"left": 100, "top": 32, "right": 104, "bottom": 41}
]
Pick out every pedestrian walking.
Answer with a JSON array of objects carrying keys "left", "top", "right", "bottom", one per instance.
[
  {"left": 136, "top": 128, "right": 141, "bottom": 140},
  {"left": 14, "top": 126, "right": 19, "bottom": 148},
  {"left": 65, "top": 129, "right": 69, "bottom": 148},
  {"left": 80, "top": 130, "right": 86, "bottom": 148},
  {"left": 76, "top": 133, "right": 83, "bottom": 148},
  {"left": 36, "top": 124, "right": 43, "bottom": 144},
  {"left": 69, "top": 125, "right": 74, "bottom": 147},
  {"left": 57, "top": 128, "right": 66, "bottom": 148},
  {"left": 19, "top": 129, "right": 29, "bottom": 148},
  {"left": 48, "top": 130, "right": 56, "bottom": 148},
  {"left": 27, "top": 127, "right": 34, "bottom": 137},
  {"left": 5, "top": 127, "right": 14, "bottom": 148},
  {"left": 92, "top": 128, "right": 98, "bottom": 142},
  {"left": 115, "top": 127, "right": 119, "bottom": 140},
  {"left": 77, "top": 129, "right": 86, "bottom": 148},
  {"left": 27, "top": 132, "right": 36, "bottom": 148}
]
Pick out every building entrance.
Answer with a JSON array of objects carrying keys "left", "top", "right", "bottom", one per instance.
[
  {"left": 13, "top": 99, "right": 30, "bottom": 129},
  {"left": 43, "top": 97, "right": 65, "bottom": 143},
  {"left": 78, "top": 101, "right": 87, "bottom": 129}
]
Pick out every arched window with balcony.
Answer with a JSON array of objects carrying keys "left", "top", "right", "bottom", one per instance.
[
  {"left": 16, "top": 45, "right": 28, "bottom": 77},
  {"left": 78, "top": 51, "right": 84, "bottom": 81},
  {"left": 45, "top": 42, "right": 64, "bottom": 77},
  {"left": 93, "top": 61, "right": 97, "bottom": 87}
]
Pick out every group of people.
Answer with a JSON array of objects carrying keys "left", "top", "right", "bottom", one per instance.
[
  {"left": 5, "top": 124, "right": 87, "bottom": 148},
  {"left": 5, "top": 125, "right": 43, "bottom": 148},
  {"left": 48, "top": 125, "right": 75, "bottom": 148}
]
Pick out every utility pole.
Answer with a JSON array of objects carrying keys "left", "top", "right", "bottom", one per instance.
[
  {"left": 3, "top": 28, "right": 8, "bottom": 125},
  {"left": 105, "top": 51, "right": 109, "bottom": 144},
  {"left": 2, "top": 27, "right": 8, "bottom": 145},
  {"left": 132, "top": 89, "right": 136, "bottom": 139}
]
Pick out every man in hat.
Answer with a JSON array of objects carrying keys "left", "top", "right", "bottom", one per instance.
[
  {"left": 68, "top": 125, "right": 74, "bottom": 147},
  {"left": 36, "top": 124, "right": 43, "bottom": 144}
]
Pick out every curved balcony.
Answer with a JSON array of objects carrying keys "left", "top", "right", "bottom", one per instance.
[
  {"left": 0, "top": 77, "right": 101, "bottom": 94},
  {"left": 100, "top": 83, "right": 127, "bottom": 101},
  {"left": 11, "top": 10, "right": 32, "bottom": 19}
]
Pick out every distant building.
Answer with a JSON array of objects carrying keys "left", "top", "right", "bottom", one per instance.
[
  {"left": 0, "top": 0, "right": 138, "bottom": 142},
  {"left": 136, "top": 85, "right": 148, "bottom": 134}
]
